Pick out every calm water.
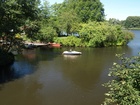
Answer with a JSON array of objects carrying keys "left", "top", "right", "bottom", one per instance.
[{"left": 0, "top": 30, "right": 140, "bottom": 105}]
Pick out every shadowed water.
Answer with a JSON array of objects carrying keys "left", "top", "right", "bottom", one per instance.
[{"left": 0, "top": 30, "right": 139, "bottom": 105}]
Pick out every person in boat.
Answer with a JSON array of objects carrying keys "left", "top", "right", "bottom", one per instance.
[{"left": 70, "top": 49, "right": 72, "bottom": 52}]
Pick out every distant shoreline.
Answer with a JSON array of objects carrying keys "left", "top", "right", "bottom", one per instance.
[{"left": 128, "top": 28, "right": 140, "bottom": 30}]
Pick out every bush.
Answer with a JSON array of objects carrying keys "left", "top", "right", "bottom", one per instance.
[
  {"left": 79, "top": 22, "right": 134, "bottom": 47},
  {"left": 103, "top": 53, "right": 140, "bottom": 105},
  {"left": 37, "top": 26, "right": 57, "bottom": 42},
  {"left": 54, "top": 22, "right": 134, "bottom": 47},
  {"left": 54, "top": 36, "right": 82, "bottom": 47}
]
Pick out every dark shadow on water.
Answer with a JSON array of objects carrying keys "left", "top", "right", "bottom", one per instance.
[
  {"left": 0, "top": 67, "right": 14, "bottom": 84},
  {"left": 0, "top": 47, "right": 61, "bottom": 85},
  {"left": 0, "top": 61, "right": 36, "bottom": 84},
  {"left": 38, "top": 47, "right": 62, "bottom": 60}
]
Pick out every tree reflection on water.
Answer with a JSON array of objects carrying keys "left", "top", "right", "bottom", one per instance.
[{"left": 0, "top": 61, "right": 35, "bottom": 84}]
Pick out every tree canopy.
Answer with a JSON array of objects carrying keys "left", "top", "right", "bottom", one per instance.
[
  {"left": 62, "top": 0, "right": 105, "bottom": 23},
  {"left": 0, "top": 0, "right": 40, "bottom": 52},
  {"left": 0, "top": 0, "right": 134, "bottom": 50},
  {"left": 0, "top": 0, "right": 40, "bottom": 34},
  {"left": 54, "top": 21, "right": 134, "bottom": 47},
  {"left": 125, "top": 16, "right": 140, "bottom": 29}
]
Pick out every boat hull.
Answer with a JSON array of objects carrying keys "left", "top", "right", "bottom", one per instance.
[
  {"left": 62, "top": 51, "right": 82, "bottom": 55},
  {"left": 48, "top": 42, "right": 61, "bottom": 48}
]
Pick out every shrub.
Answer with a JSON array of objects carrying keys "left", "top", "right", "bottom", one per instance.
[
  {"left": 54, "top": 36, "right": 82, "bottom": 47},
  {"left": 103, "top": 53, "right": 140, "bottom": 105},
  {"left": 79, "top": 22, "right": 134, "bottom": 47}
]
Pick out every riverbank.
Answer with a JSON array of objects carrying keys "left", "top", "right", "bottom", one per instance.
[
  {"left": 24, "top": 41, "right": 48, "bottom": 47},
  {"left": 24, "top": 41, "right": 61, "bottom": 48}
]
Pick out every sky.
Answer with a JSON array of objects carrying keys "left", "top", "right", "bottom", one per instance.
[{"left": 46, "top": 0, "right": 140, "bottom": 20}]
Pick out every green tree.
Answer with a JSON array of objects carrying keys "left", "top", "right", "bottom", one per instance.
[
  {"left": 49, "top": 3, "right": 80, "bottom": 36},
  {"left": 23, "top": 19, "right": 40, "bottom": 39},
  {"left": 63, "top": 0, "right": 105, "bottom": 23},
  {"left": 54, "top": 21, "right": 134, "bottom": 47},
  {"left": 38, "top": 25, "right": 57, "bottom": 42},
  {"left": 48, "top": 3, "right": 64, "bottom": 36},
  {"left": 39, "top": 0, "right": 50, "bottom": 22},
  {"left": 79, "top": 21, "right": 134, "bottom": 47},
  {"left": 108, "top": 18, "right": 122, "bottom": 25},
  {"left": 103, "top": 53, "right": 140, "bottom": 105},
  {"left": 125, "top": 16, "right": 140, "bottom": 29},
  {"left": 48, "top": 0, "right": 105, "bottom": 37},
  {"left": 36, "top": 0, "right": 57, "bottom": 42},
  {"left": 0, "top": 0, "right": 40, "bottom": 52},
  {"left": 59, "top": 10, "right": 80, "bottom": 35}
]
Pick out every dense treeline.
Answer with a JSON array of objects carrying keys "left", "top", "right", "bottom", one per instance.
[
  {"left": 0, "top": 0, "right": 40, "bottom": 53},
  {"left": 0, "top": 0, "right": 134, "bottom": 51},
  {"left": 125, "top": 16, "right": 140, "bottom": 29},
  {"left": 54, "top": 21, "right": 134, "bottom": 47},
  {"left": 0, "top": 0, "right": 40, "bottom": 66},
  {"left": 62, "top": 0, "right": 105, "bottom": 22},
  {"left": 108, "top": 16, "right": 140, "bottom": 29}
]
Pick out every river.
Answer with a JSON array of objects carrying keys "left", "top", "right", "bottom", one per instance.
[{"left": 0, "top": 30, "right": 140, "bottom": 105}]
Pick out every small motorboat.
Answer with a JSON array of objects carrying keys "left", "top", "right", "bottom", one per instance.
[
  {"left": 62, "top": 50, "right": 82, "bottom": 55},
  {"left": 63, "top": 55, "right": 79, "bottom": 59}
]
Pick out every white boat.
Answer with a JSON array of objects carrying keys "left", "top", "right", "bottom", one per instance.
[
  {"left": 62, "top": 50, "right": 82, "bottom": 55},
  {"left": 63, "top": 55, "right": 79, "bottom": 59}
]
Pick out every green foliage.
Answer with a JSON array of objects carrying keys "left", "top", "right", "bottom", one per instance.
[
  {"left": 58, "top": 10, "right": 80, "bottom": 35},
  {"left": 79, "top": 21, "right": 134, "bottom": 47},
  {"left": 23, "top": 19, "right": 41, "bottom": 39},
  {"left": 117, "top": 30, "right": 134, "bottom": 45},
  {"left": 0, "top": 0, "right": 134, "bottom": 50},
  {"left": 63, "top": 0, "right": 105, "bottom": 23},
  {"left": 47, "top": 0, "right": 105, "bottom": 37},
  {"left": 38, "top": 26, "right": 57, "bottom": 42},
  {"left": 53, "top": 21, "right": 134, "bottom": 47},
  {"left": 54, "top": 36, "right": 82, "bottom": 47},
  {"left": 39, "top": 0, "right": 50, "bottom": 19},
  {"left": 103, "top": 53, "right": 140, "bottom": 105},
  {"left": 49, "top": 3, "right": 81, "bottom": 36},
  {"left": 108, "top": 18, "right": 125, "bottom": 26},
  {"left": 0, "top": 0, "right": 40, "bottom": 53},
  {"left": 125, "top": 16, "right": 140, "bottom": 29}
]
